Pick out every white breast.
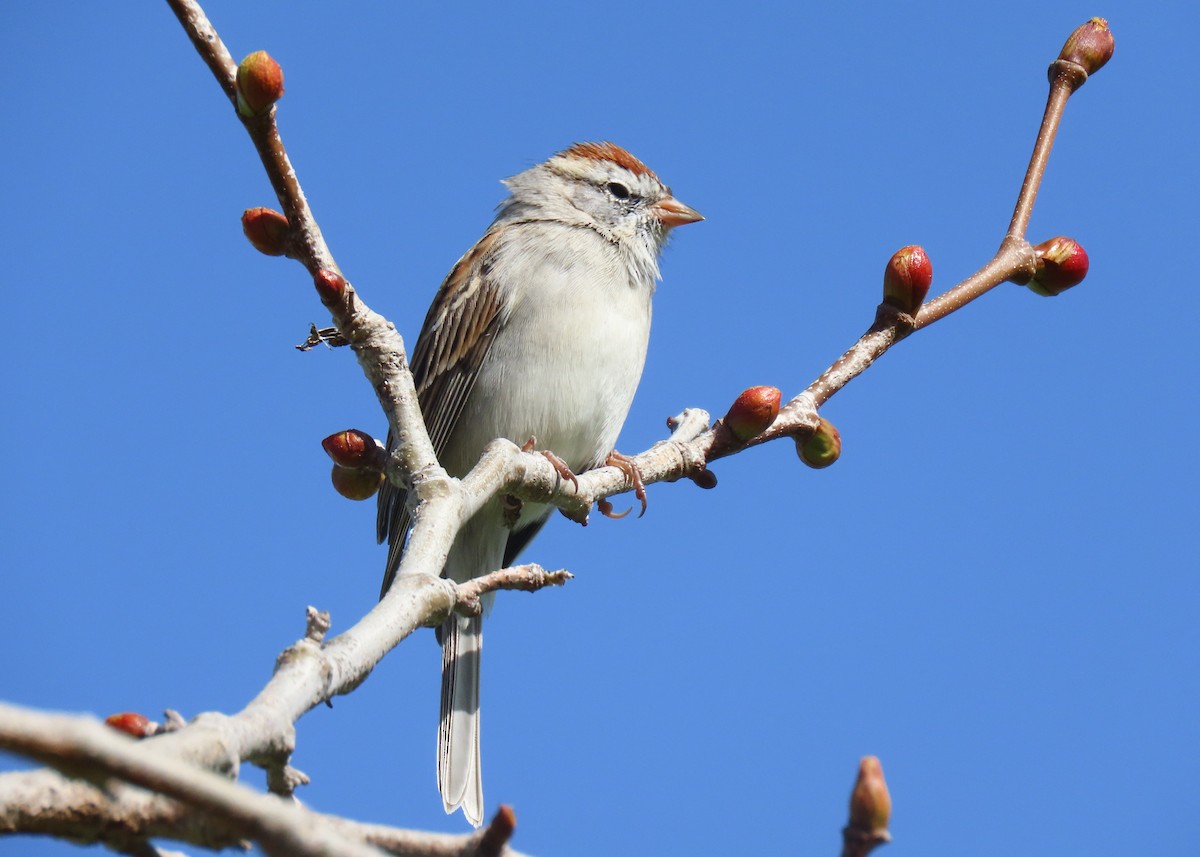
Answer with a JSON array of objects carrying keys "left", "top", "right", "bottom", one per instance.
[{"left": 441, "top": 221, "right": 654, "bottom": 477}]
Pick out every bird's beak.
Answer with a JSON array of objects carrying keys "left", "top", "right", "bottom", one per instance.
[{"left": 653, "top": 196, "right": 704, "bottom": 229}]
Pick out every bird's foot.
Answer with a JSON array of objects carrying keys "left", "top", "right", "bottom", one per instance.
[
  {"left": 600, "top": 450, "right": 647, "bottom": 519},
  {"left": 522, "top": 436, "right": 580, "bottom": 493}
]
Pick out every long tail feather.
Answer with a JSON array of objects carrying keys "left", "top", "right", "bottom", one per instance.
[{"left": 438, "top": 613, "right": 484, "bottom": 827}]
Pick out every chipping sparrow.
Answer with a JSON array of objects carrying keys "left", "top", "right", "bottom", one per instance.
[{"left": 376, "top": 142, "right": 701, "bottom": 826}]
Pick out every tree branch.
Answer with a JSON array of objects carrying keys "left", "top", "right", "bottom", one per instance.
[{"left": 0, "top": 703, "right": 527, "bottom": 857}]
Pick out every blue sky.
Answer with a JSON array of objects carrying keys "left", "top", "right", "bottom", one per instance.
[{"left": 3, "top": 2, "right": 1197, "bottom": 855}]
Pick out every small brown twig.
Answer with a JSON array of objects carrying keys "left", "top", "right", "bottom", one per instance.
[
  {"left": 1006, "top": 80, "right": 1073, "bottom": 242},
  {"left": 165, "top": 0, "right": 235, "bottom": 102}
]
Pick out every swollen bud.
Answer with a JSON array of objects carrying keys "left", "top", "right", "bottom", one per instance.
[
  {"left": 723, "top": 386, "right": 782, "bottom": 441},
  {"left": 104, "top": 712, "right": 155, "bottom": 738},
  {"left": 1027, "top": 236, "right": 1089, "bottom": 296},
  {"left": 330, "top": 463, "right": 382, "bottom": 501},
  {"left": 313, "top": 268, "right": 347, "bottom": 304},
  {"left": 325, "top": 430, "right": 384, "bottom": 500},
  {"left": 1057, "top": 18, "right": 1114, "bottom": 77},
  {"left": 882, "top": 245, "right": 933, "bottom": 314},
  {"left": 322, "top": 429, "right": 385, "bottom": 469},
  {"left": 236, "top": 51, "right": 285, "bottom": 117},
  {"left": 848, "top": 756, "right": 891, "bottom": 836},
  {"left": 796, "top": 417, "right": 841, "bottom": 469},
  {"left": 241, "top": 207, "right": 289, "bottom": 256}
]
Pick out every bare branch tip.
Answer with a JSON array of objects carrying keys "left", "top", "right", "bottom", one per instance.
[
  {"left": 666, "top": 407, "right": 712, "bottom": 442},
  {"left": 304, "top": 606, "right": 332, "bottom": 643},
  {"left": 161, "top": 709, "right": 188, "bottom": 732},
  {"left": 545, "top": 569, "right": 574, "bottom": 586}
]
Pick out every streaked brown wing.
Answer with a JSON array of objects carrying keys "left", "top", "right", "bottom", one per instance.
[{"left": 377, "top": 229, "right": 506, "bottom": 593}]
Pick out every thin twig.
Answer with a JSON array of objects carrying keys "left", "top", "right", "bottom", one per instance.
[
  {"left": 1007, "top": 78, "right": 1075, "bottom": 240},
  {"left": 165, "top": 0, "right": 236, "bottom": 102}
]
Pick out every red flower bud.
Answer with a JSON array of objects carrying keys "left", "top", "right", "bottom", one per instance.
[
  {"left": 848, "top": 756, "right": 891, "bottom": 835},
  {"left": 1027, "top": 236, "right": 1089, "bottom": 296},
  {"left": 796, "top": 417, "right": 841, "bottom": 469},
  {"left": 104, "top": 712, "right": 154, "bottom": 738},
  {"left": 321, "top": 429, "right": 385, "bottom": 469},
  {"left": 236, "top": 51, "right": 285, "bottom": 118},
  {"left": 882, "top": 245, "right": 933, "bottom": 314},
  {"left": 313, "top": 269, "right": 347, "bottom": 304},
  {"left": 241, "top": 207, "right": 289, "bottom": 256},
  {"left": 1057, "top": 18, "right": 1114, "bottom": 77},
  {"left": 331, "top": 463, "right": 382, "bottom": 501},
  {"left": 723, "top": 386, "right": 781, "bottom": 441}
]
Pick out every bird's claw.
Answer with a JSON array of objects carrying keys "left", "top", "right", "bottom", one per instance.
[
  {"left": 598, "top": 497, "right": 630, "bottom": 519},
  {"left": 542, "top": 450, "right": 580, "bottom": 493}
]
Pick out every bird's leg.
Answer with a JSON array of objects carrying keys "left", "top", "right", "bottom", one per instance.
[{"left": 600, "top": 450, "right": 648, "bottom": 519}]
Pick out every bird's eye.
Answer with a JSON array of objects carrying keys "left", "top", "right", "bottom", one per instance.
[{"left": 606, "top": 181, "right": 631, "bottom": 200}]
